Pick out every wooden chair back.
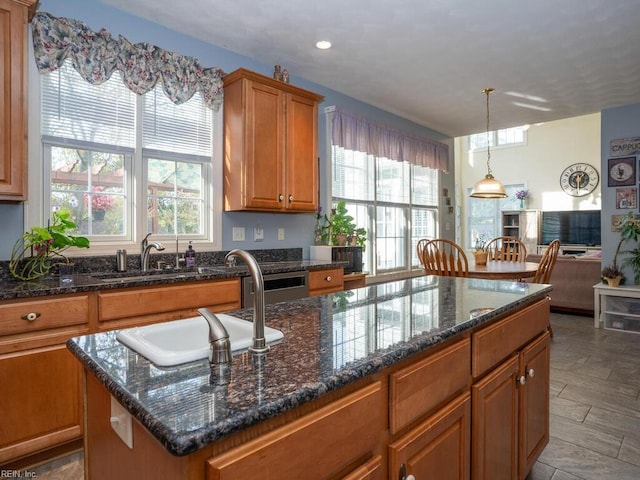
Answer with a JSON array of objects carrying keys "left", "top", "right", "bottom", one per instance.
[
  {"left": 532, "top": 239, "right": 560, "bottom": 283},
  {"left": 418, "top": 239, "right": 469, "bottom": 277},
  {"left": 485, "top": 236, "right": 528, "bottom": 262}
]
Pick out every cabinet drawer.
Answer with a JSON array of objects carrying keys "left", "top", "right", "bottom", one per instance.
[
  {"left": 308, "top": 268, "right": 344, "bottom": 295},
  {"left": 207, "top": 382, "right": 382, "bottom": 480},
  {"left": 341, "top": 455, "right": 383, "bottom": 480},
  {"left": 98, "top": 278, "right": 240, "bottom": 322},
  {"left": 472, "top": 298, "right": 549, "bottom": 378},
  {"left": 390, "top": 338, "right": 470, "bottom": 434},
  {"left": 0, "top": 295, "right": 89, "bottom": 336}
]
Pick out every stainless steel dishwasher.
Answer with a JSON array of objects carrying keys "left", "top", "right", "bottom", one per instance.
[{"left": 241, "top": 270, "right": 309, "bottom": 307}]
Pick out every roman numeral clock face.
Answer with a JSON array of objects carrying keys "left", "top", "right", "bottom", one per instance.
[{"left": 560, "top": 163, "right": 599, "bottom": 197}]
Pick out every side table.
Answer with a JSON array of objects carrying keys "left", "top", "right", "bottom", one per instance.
[{"left": 593, "top": 283, "right": 640, "bottom": 332}]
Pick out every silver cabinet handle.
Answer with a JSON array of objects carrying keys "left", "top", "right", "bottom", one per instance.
[
  {"left": 21, "top": 312, "right": 41, "bottom": 322},
  {"left": 527, "top": 368, "right": 535, "bottom": 378},
  {"left": 278, "top": 194, "right": 284, "bottom": 201},
  {"left": 288, "top": 194, "right": 293, "bottom": 202},
  {"left": 517, "top": 375, "right": 527, "bottom": 385},
  {"left": 325, "top": 276, "right": 332, "bottom": 282}
]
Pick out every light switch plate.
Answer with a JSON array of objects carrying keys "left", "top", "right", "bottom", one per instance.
[
  {"left": 254, "top": 225, "right": 264, "bottom": 241},
  {"left": 110, "top": 395, "right": 133, "bottom": 449},
  {"left": 232, "top": 227, "right": 245, "bottom": 241},
  {"left": 278, "top": 228, "right": 285, "bottom": 240}
]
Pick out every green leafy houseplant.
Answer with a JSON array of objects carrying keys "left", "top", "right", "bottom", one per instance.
[
  {"left": 602, "top": 212, "right": 640, "bottom": 286},
  {"left": 9, "top": 209, "right": 90, "bottom": 281}
]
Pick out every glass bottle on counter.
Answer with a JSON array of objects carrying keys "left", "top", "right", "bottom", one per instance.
[{"left": 185, "top": 241, "right": 197, "bottom": 269}]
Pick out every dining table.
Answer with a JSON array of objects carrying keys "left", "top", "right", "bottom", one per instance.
[{"left": 467, "top": 260, "right": 539, "bottom": 280}]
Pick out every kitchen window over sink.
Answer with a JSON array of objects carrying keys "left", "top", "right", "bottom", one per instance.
[{"left": 35, "top": 60, "right": 222, "bottom": 255}]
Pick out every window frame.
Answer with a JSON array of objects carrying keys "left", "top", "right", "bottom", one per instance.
[
  {"left": 27, "top": 49, "right": 222, "bottom": 257},
  {"left": 469, "top": 126, "right": 528, "bottom": 151}
]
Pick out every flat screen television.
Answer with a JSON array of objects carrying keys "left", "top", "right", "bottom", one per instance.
[{"left": 540, "top": 210, "right": 601, "bottom": 246}]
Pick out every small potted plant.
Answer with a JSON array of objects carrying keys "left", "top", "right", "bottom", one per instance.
[
  {"left": 330, "top": 201, "right": 357, "bottom": 246},
  {"left": 602, "top": 212, "right": 640, "bottom": 286},
  {"left": 9, "top": 209, "right": 90, "bottom": 281},
  {"left": 473, "top": 234, "right": 488, "bottom": 265}
]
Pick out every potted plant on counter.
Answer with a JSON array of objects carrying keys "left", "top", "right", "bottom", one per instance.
[
  {"left": 602, "top": 212, "right": 640, "bottom": 287},
  {"left": 9, "top": 209, "right": 90, "bottom": 281}
]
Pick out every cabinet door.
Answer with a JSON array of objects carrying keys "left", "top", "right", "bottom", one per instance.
[
  {"left": 243, "top": 79, "right": 285, "bottom": 210},
  {"left": 0, "top": 0, "right": 31, "bottom": 200},
  {"left": 285, "top": 92, "right": 318, "bottom": 212},
  {"left": 472, "top": 355, "right": 519, "bottom": 480},
  {"left": 519, "top": 332, "right": 550, "bottom": 479},
  {"left": 0, "top": 346, "right": 82, "bottom": 463},
  {"left": 389, "top": 392, "right": 470, "bottom": 480}
]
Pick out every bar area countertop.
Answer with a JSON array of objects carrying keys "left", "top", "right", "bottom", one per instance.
[{"left": 67, "top": 276, "right": 552, "bottom": 457}]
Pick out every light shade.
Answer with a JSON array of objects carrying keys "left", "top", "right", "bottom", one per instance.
[{"left": 470, "top": 173, "right": 507, "bottom": 198}]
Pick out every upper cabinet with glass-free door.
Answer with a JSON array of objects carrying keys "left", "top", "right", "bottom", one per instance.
[
  {"left": 0, "top": 0, "right": 38, "bottom": 201},
  {"left": 223, "top": 68, "right": 324, "bottom": 212}
]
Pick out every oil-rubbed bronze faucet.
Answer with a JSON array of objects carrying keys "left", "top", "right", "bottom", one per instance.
[{"left": 224, "top": 249, "right": 268, "bottom": 354}]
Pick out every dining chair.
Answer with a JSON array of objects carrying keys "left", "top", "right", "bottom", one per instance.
[
  {"left": 532, "top": 239, "right": 561, "bottom": 283},
  {"left": 485, "top": 236, "right": 527, "bottom": 262},
  {"left": 418, "top": 239, "right": 469, "bottom": 277}
]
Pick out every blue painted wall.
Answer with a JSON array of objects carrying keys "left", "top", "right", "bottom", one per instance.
[
  {"left": 601, "top": 102, "right": 640, "bottom": 283},
  {"left": 0, "top": 0, "right": 450, "bottom": 260}
]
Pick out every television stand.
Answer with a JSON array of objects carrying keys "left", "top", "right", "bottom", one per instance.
[{"left": 536, "top": 244, "right": 601, "bottom": 256}]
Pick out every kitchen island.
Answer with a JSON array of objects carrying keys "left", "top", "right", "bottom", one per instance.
[{"left": 68, "top": 276, "right": 553, "bottom": 479}]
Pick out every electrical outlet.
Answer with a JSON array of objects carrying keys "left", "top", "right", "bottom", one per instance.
[
  {"left": 278, "top": 228, "right": 285, "bottom": 240},
  {"left": 232, "top": 227, "right": 245, "bottom": 241},
  {"left": 254, "top": 225, "right": 264, "bottom": 241}
]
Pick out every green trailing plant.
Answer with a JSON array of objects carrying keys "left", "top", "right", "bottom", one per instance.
[
  {"left": 9, "top": 209, "right": 90, "bottom": 281},
  {"left": 330, "top": 201, "right": 356, "bottom": 245}
]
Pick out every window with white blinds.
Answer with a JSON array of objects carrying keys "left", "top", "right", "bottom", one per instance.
[{"left": 39, "top": 60, "right": 218, "bottom": 249}]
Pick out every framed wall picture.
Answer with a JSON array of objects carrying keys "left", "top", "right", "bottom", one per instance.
[
  {"left": 608, "top": 156, "right": 636, "bottom": 187},
  {"left": 615, "top": 187, "right": 637, "bottom": 209}
]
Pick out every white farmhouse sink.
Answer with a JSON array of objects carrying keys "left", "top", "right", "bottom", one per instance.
[{"left": 116, "top": 314, "right": 283, "bottom": 367}]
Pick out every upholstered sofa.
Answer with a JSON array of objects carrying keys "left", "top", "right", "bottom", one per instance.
[{"left": 526, "top": 252, "right": 601, "bottom": 315}]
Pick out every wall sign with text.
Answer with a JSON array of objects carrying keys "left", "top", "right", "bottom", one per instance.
[{"left": 610, "top": 137, "right": 640, "bottom": 157}]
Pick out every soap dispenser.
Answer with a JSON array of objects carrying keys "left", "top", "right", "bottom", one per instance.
[{"left": 185, "top": 241, "right": 196, "bottom": 269}]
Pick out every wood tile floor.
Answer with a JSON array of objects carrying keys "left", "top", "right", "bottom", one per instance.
[{"left": 16, "top": 313, "right": 640, "bottom": 480}]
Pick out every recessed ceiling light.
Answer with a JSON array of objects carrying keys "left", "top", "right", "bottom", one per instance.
[{"left": 316, "top": 40, "right": 332, "bottom": 50}]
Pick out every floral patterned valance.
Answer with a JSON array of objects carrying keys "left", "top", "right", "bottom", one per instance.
[
  {"left": 31, "top": 11, "right": 225, "bottom": 110},
  {"left": 332, "top": 109, "right": 450, "bottom": 172}
]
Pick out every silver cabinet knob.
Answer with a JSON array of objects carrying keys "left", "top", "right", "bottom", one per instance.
[
  {"left": 325, "top": 276, "right": 332, "bottom": 282},
  {"left": 527, "top": 368, "right": 535, "bottom": 378},
  {"left": 278, "top": 194, "right": 284, "bottom": 201},
  {"left": 518, "top": 375, "right": 527, "bottom": 385},
  {"left": 288, "top": 194, "right": 293, "bottom": 202}
]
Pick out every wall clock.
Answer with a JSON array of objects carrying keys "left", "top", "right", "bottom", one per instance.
[{"left": 559, "top": 163, "right": 599, "bottom": 197}]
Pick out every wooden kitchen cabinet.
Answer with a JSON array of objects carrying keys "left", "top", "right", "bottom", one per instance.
[
  {"left": 471, "top": 299, "right": 551, "bottom": 480},
  {"left": 308, "top": 267, "right": 344, "bottom": 296},
  {"left": 0, "top": 294, "right": 89, "bottom": 464},
  {"left": 389, "top": 393, "right": 471, "bottom": 480},
  {"left": 97, "top": 278, "right": 241, "bottom": 330},
  {"left": 0, "top": 0, "right": 37, "bottom": 200},
  {"left": 223, "top": 68, "right": 324, "bottom": 212},
  {"left": 206, "top": 382, "right": 382, "bottom": 480}
]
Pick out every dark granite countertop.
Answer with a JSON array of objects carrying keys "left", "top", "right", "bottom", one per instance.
[
  {"left": 66, "top": 276, "right": 552, "bottom": 457},
  {"left": 0, "top": 260, "right": 339, "bottom": 301}
]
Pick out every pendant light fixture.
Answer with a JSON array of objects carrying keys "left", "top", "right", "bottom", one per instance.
[{"left": 470, "top": 87, "right": 507, "bottom": 198}]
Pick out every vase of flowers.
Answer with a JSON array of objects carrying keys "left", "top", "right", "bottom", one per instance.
[
  {"left": 9, "top": 209, "right": 90, "bottom": 281},
  {"left": 473, "top": 234, "right": 488, "bottom": 265},
  {"left": 515, "top": 189, "right": 528, "bottom": 209}
]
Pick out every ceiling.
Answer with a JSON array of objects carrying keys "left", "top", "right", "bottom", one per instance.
[{"left": 101, "top": 0, "right": 640, "bottom": 138}]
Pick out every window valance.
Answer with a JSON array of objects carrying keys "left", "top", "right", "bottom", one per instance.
[
  {"left": 331, "top": 108, "right": 450, "bottom": 172},
  {"left": 31, "top": 11, "right": 225, "bottom": 110}
]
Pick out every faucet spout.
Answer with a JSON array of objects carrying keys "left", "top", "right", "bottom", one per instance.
[
  {"left": 224, "top": 249, "right": 268, "bottom": 353},
  {"left": 141, "top": 233, "right": 165, "bottom": 271},
  {"left": 197, "top": 308, "right": 232, "bottom": 365}
]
